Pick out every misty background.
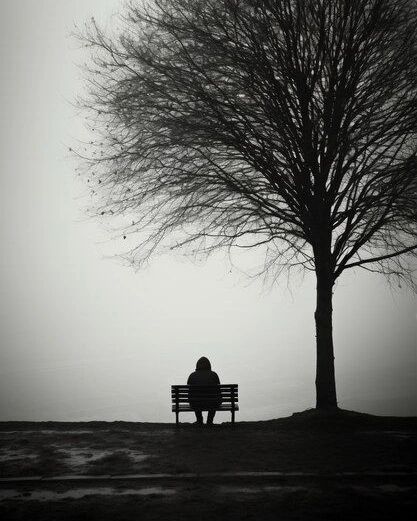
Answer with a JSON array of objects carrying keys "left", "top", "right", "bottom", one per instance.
[{"left": 0, "top": 0, "right": 415, "bottom": 422}]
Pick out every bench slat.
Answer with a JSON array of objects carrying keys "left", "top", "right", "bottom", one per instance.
[
  {"left": 172, "top": 400, "right": 239, "bottom": 405},
  {"left": 172, "top": 398, "right": 237, "bottom": 403},
  {"left": 172, "top": 404, "right": 239, "bottom": 412},
  {"left": 171, "top": 390, "right": 238, "bottom": 395},
  {"left": 172, "top": 387, "right": 237, "bottom": 391},
  {"left": 172, "top": 397, "right": 237, "bottom": 402},
  {"left": 171, "top": 392, "right": 237, "bottom": 398},
  {"left": 172, "top": 394, "right": 236, "bottom": 398},
  {"left": 172, "top": 385, "right": 237, "bottom": 389}
]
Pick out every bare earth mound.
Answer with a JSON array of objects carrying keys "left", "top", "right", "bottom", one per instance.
[{"left": 0, "top": 409, "right": 416, "bottom": 520}]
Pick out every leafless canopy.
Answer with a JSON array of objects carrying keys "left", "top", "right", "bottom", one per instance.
[{"left": 79, "top": 0, "right": 417, "bottom": 286}]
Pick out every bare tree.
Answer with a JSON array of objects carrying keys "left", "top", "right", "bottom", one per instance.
[{"left": 77, "top": 0, "right": 417, "bottom": 409}]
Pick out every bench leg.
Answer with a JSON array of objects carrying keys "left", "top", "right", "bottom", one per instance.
[
  {"left": 175, "top": 411, "right": 179, "bottom": 425},
  {"left": 231, "top": 409, "right": 235, "bottom": 424}
]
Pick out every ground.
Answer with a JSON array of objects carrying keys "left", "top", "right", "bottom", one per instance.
[{"left": 0, "top": 409, "right": 416, "bottom": 520}]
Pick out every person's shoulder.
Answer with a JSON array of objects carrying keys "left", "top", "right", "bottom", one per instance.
[{"left": 187, "top": 371, "right": 198, "bottom": 383}]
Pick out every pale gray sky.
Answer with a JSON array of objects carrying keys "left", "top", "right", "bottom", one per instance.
[{"left": 0, "top": 0, "right": 415, "bottom": 422}]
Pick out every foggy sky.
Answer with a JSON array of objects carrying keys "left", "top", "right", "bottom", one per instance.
[{"left": 0, "top": 0, "right": 415, "bottom": 423}]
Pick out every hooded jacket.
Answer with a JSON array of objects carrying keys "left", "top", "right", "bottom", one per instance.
[{"left": 187, "top": 357, "right": 221, "bottom": 409}]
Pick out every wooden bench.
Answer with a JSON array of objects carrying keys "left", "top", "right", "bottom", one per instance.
[{"left": 171, "top": 384, "right": 239, "bottom": 424}]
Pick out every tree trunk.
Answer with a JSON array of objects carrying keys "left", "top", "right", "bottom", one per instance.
[{"left": 314, "top": 262, "right": 338, "bottom": 409}]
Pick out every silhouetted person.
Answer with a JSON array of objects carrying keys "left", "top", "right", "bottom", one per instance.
[{"left": 187, "top": 357, "right": 221, "bottom": 425}]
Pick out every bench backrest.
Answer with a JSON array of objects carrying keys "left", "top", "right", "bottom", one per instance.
[{"left": 171, "top": 384, "right": 238, "bottom": 407}]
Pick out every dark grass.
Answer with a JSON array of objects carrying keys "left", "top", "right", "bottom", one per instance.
[
  {"left": 0, "top": 409, "right": 416, "bottom": 520},
  {"left": 1, "top": 483, "right": 416, "bottom": 521},
  {"left": 1, "top": 409, "right": 416, "bottom": 476}
]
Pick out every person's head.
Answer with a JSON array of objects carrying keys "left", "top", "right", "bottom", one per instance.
[{"left": 196, "top": 356, "right": 211, "bottom": 371}]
